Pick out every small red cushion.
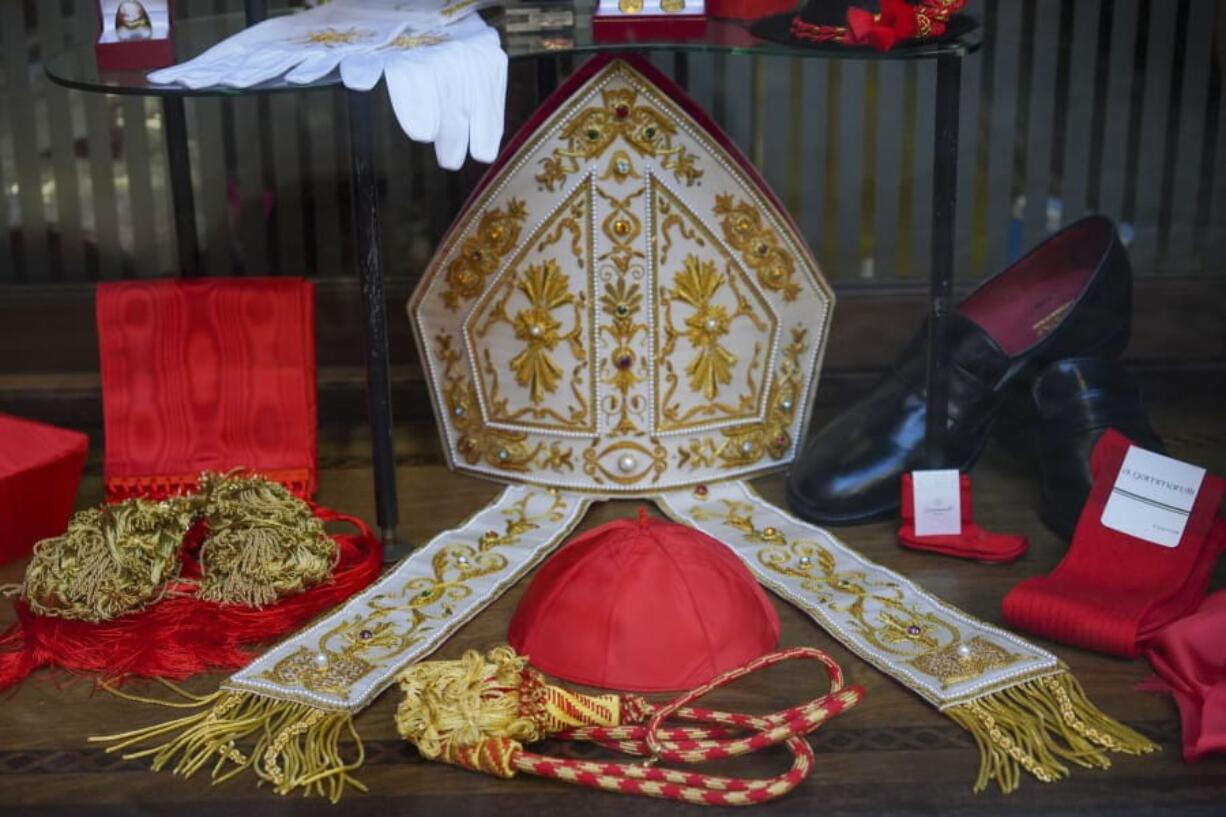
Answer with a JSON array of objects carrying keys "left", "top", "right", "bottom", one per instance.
[
  {"left": 508, "top": 510, "right": 780, "bottom": 692},
  {"left": 0, "top": 414, "right": 88, "bottom": 565}
]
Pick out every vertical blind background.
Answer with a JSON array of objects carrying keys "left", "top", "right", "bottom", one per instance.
[{"left": 1, "top": 0, "right": 1224, "bottom": 287}]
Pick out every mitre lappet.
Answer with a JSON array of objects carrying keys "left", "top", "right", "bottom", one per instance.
[{"left": 98, "top": 55, "right": 1153, "bottom": 800}]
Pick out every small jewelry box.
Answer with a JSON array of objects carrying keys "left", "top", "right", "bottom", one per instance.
[
  {"left": 593, "top": 0, "right": 708, "bottom": 42},
  {"left": 95, "top": 1, "right": 174, "bottom": 72}
]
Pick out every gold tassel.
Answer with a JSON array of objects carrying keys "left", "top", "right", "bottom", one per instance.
[
  {"left": 23, "top": 498, "right": 194, "bottom": 622},
  {"left": 945, "top": 671, "right": 1158, "bottom": 793},
  {"left": 91, "top": 689, "right": 365, "bottom": 803},
  {"left": 18, "top": 472, "right": 339, "bottom": 622},
  {"left": 195, "top": 473, "right": 338, "bottom": 608}
]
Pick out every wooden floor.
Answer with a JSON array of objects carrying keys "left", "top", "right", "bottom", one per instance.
[{"left": 1, "top": 395, "right": 1224, "bottom": 817}]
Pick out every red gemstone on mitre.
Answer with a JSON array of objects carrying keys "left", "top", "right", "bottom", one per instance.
[
  {"left": 508, "top": 509, "right": 780, "bottom": 691},
  {"left": 614, "top": 104, "right": 630, "bottom": 119}
]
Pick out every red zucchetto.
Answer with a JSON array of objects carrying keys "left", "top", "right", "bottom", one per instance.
[{"left": 508, "top": 508, "right": 780, "bottom": 692}]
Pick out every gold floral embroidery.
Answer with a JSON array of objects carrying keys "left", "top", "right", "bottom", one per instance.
[
  {"left": 671, "top": 257, "right": 736, "bottom": 400},
  {"left": 259, "top": 492, "right": 570, "bottom": 697},
  {"left": 383, "top": 32, "right": 448, "bottom": 50},
  {"left": 296, "top": 27, "right": 374, "bottom": 47},
  {"left": 506, "top": 261, "right": 581, "bottom": 404},
  {"left": 713, "top": 194, "right": 801, "bottom": 302},
  {"left": 582, "top": 440, "right": 668, "bottom": 486},
  {"left": 537, "top": 85, "right": 703, "bottom": 191},
  {"left": 437, "top": 334, "right": 574, "bottom": 473},
  {"left": 443, "top": 200, "right": 528, "bottom": 310},
  {"left": 714, "top": 327, "right": 805, "bottom": 467},
  {"left": 469, "top": 183, "right": 594, "bottom": 432},
  {"left": 689, "top": 500, "right": 1022, "bottom": 689},
  {"left": 596, "top": 186, "right": 649, "bottom": 436}
]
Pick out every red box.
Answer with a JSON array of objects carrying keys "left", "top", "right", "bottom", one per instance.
[
  {"left": 0, "top": 414, "right": 89, "bottom": 565},
  {"left": 593, "top": 14, "right": 708, "bottom": 41},
  {"left": 707, "top": 0, "right": 797, "bottom": 19},
  {"left": 95, "top": 1, "right": 175, "bottom": 72}
]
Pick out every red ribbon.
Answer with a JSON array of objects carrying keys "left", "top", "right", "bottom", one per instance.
[{"left": 845, "top": 0, "right": 920, "bottom": 51}]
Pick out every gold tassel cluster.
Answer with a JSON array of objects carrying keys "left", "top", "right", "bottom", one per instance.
[
  {"left": 945, "top": 671, "right": 1158, "bottom": 793},
  {"left": 23, "top": 499, "right": 195, "bottom": 621},
  {"left": 21, "top": 472, "right": 337, "bottom": 622},
  {"left": 93, "top": 686, "right": 365, "bottom": 803}
]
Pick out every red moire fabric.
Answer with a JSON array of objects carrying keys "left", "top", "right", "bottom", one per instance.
[
  {"left": 1003, "top": 430, "right": 1226, "bottom": 658},
  {"left": 508, "top": 510, "right": 781, "bottom": 692},
  {"left": 0, "top": 414, "right": 88, "bottom": 564},
  {"left": 1141, "top": 591, "right": 1226, "bottom": 761},
  {"left": 898, "top": 473, "right": 1028, "bottom": 562},
  {"left": 96, "top": 278, "right": 318, "bottom": 500}
]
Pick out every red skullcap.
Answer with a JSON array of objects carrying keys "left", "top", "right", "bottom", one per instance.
[{"left": 508, "top": 508, "right": 781, "bottom": 692}]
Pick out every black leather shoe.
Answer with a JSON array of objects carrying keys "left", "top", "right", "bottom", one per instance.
[
  {"left": 1032, "top": 357, "right": 1164, "bottom": 540},
  {"left": 787, "top": 215, "right": 1132, "bottom": 526}
]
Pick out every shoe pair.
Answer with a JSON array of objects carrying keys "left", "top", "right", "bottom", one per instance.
[{"left": 787, "top": 215, "right": 1162, "bottom": 539}]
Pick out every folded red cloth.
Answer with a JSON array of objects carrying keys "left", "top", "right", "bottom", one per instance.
[
  {"left": 0, "top": 414, "right": 88, "bottom": 565},
  {"left": 96, "top": 278, "right": 319, "bottom": 500},
  {"left": 898, "top": 473, "right": 1028, "bottom": 562},
  {"left": 1003, "top": 430, "right": 1226, "bottom": 658},
  {"left": 1141, "top": 591, "right": 1226, "bottom": 761}
]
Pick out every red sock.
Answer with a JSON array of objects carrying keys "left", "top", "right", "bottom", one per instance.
[
  {"left": 1003, "top": 429, "right": 1226, "bottom": 658},
  {"left": 898, "top": 473, "right": 1029, "bottom": 563}
]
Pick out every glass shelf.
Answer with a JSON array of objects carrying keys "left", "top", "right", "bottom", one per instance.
[{"left": 46, "top": 9, "right": 981, "bottom": 98}]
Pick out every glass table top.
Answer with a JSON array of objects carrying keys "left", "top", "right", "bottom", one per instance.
[{"left": 46, "top": 9, "right": 981, "bottom": 98}]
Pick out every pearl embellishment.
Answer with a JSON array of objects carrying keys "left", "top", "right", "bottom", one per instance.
[{"left": 617, "top": 454, "right": 638, "bottom": 474}]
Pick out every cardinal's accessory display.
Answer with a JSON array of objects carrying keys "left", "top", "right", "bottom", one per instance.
[
  {"left": 752, "top": 0, "right": 972, "bottom": 52},
  {"left": 898, "top": 473, "right": 1028, "bottom": 562},
  {"left": 0, "top": 413, "right": 88, "bottom": 566},
  {"left": 1004, "top": 430, "right": 1225, "bottom": 658},
  {"left": 1140, "top": 591, "right": 1226, "bottom": 761},
  {"left": 1031, "top": 357, "right": 1165, "bottom": 540},
  {"left": 508, "top": 510, "right": 780, "bottom": 691},
  {"left": 392, "top": 645, "right": 862, "bottom": 805},
  {"left": 94, "top": 56, "right": 1152, "bottom": 800},
  {"left": 787, "top": 215, "right": 1134, "bottom": 527},
  {"left": 0, "top": 472, "right": 381, "bottom": 689},
  {"left": 146, "top": 0, "right": 504, "bottom": 169}
]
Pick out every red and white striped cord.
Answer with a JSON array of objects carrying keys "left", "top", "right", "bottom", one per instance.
[{"left": 512, "top": 647, "right": 865, "bottom": 806}]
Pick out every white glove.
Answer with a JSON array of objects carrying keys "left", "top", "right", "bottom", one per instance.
[
  {"left": 340, "top": 14, "right": 507, "bottom": 169},
  {"left": 146, "top": 4, "right": 417, "bottom": 89}
]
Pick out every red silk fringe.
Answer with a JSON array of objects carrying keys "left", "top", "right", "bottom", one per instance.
[{"left": 0, "top": 507, "right": 382, "bottom": 691}]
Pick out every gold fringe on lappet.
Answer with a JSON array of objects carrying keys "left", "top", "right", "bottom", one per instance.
[
  {"left": 91, "top": 686, "right": 365, "bottom": 803},
  {"left": 944, "top": 671, "right": 1158, "bottom": 793}
]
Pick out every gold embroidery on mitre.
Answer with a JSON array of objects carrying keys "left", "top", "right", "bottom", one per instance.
[
  {"left": 582, "top": 440, "right": 668, "bottom": 486},
  {"left": 506, "top": 261, "right": 582, "bottom": 404},
  {"left": 437, "top": 334, "right": 574, "bottom": 473},
  {"left": 670, "top": 256, "right": 738, "bottom": 400},
  {"left": 714, "top": 194, "right": 801, "bottom": 302},
  {"left": 443, "top": 200, "right": 528, "bottom": 310},
  {"left": 688, "top": 500, "right": 1022, "bottom": 689},
  {"left": 469, "top": 183, "right": 594, "bottom": 433},
  {"left": 260, "top": 492, "right": 569, "bottom": 697},
  {"left": 714, "top": 327, "right": 805, "bottom": 466},
  {"left": 537, "top": 84, "right": 703, "bottom": 191},
  {"left": 596, "top": 185, "right": 649, "bottom": 436}
]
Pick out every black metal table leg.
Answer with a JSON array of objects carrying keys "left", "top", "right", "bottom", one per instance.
[
  {"left": 347, "top": 89, "right": 399, "bottom": 548},
  {"left": 162, "top": 97, "right": 199, "bottom": 278},
  {"left": 925, "top": 54, "right": 962, "bottom": 467},
  {"left": 244, "top": 0, "right": 268, "bottom": 25}
]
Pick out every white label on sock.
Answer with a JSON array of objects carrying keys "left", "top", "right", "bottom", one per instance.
[
  {"left": 1101, "top": 446, "right": 1205, "bottom": 548},
  {"left": 912, "top": 469, "right": 962, "bottom": 537}
]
